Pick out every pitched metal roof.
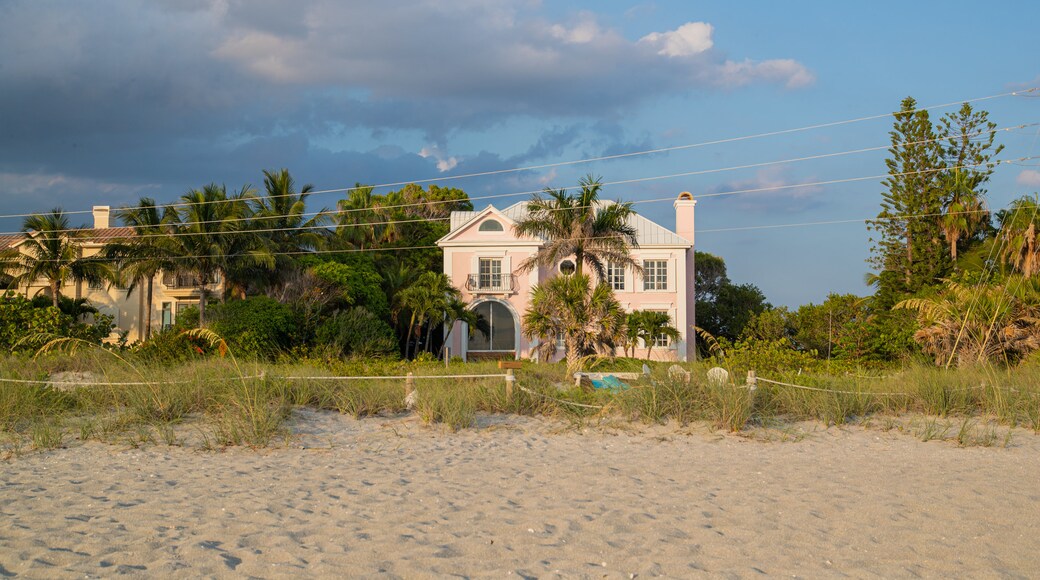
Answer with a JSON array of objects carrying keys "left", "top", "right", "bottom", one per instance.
[{"left": 446, "top": 201, "right": 691, "bottom": 247}]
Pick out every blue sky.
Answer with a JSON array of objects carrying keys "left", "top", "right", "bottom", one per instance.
[{"left": 1, "top": 0, "right": 1037, "bottom": 306}]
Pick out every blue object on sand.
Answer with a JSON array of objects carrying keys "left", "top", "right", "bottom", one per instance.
[{"left": 591, "top": 375, "right": 629, "bottom": 391}]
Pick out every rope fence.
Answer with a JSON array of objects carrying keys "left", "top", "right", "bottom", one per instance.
[
  {"left": 3, "top": 368, "right": 1033, "bottom": 406},
  {"left": 0, "top": 372, "right": 507, "bottom": 386},
  {"left": 0, "top": 374, "right": 266, "bottom": 386},
  {"left": 753, "top": 375, "right": 995, "bottom": 397}
]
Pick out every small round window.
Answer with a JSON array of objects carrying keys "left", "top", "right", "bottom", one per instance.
[
  {"left": 559, "top": 260, "right": 576, "bottom": 275},
  {"left": 478, "top": 219, "right": 504, "bottom": 232}
]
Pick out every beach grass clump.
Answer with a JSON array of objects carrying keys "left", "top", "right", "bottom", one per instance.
[
  {"left": 329, "top": 381, "right": 407, "bottom": 418},
  {"left": 5, "top": 346, "right": 1040, "bottom": 450},
  {"left": 207, "top": 376, "right": 292, "bottom": 447},
  {"left": 0, "top": 384, "right": 77, "bottom": 431},
  {"left": 30, "top": 419, "right": 65, "bottom": 450},
  {"left": 705, "top": 380, "right": 755, "bottom": 432},
  {"left": 611, "top": 373, "right": 706, "bottom": 426},
  {"left": 414, "top": 383, "right": 477, "bottom": 431}
]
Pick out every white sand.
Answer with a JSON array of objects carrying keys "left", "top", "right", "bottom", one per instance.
[{"left": 1, "top": 411, "right": 1039, "bottom": 578}]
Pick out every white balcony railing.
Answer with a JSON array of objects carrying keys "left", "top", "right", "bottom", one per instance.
[{"left": 465, "top": 273, "right": 515, "bottom": 293}]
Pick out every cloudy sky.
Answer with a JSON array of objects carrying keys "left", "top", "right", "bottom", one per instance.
[{"left": 1, "top": 0, "right": 1037, "bottom": 306}]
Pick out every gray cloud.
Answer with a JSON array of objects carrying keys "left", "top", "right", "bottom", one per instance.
[{"left": 0, "top": 0, "right": 814, "bottom": 222}]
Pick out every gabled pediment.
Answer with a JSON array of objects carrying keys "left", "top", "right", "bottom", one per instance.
[{"left": 437, "top": 204, "right": 541, "bottom": 246}]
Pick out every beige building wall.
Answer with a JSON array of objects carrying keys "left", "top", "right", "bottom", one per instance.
[{"left": 4, "top": 206, "right": 219, "bottom": 343}]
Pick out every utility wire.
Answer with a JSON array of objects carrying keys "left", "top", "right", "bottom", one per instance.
[
  {"left": 0, "top": 88, "right": 1033, "bottom": 221},
  {"left": 1, "top": 124, "right": 1031, "bottom": 237},
  {"left": 3, "top": 156, "right": 1034, "bottom": 245},
  {"left": 4, "top": 202, "right": 1031, "bottom": 264}
]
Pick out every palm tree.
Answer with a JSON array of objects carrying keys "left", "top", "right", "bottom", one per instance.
[
  {"left": 2, "top": 210, "right": 115, "bottom": 308},
  {"left": 514, "top": 174, "right": 640, "bottom": 280},
  {"left": 941, "top": 169, "right": 989, "bottom": 264},
  {"left": 438, "top": 295, "right": 489, "bottom": 359},
  {"left": 336, "top": 184, "right": 387, "bottom": 249},
  {"left": 101, "top": 198, "right": 176, "bottom": 340},
  {"left": 395, "top": 272, "right": 462, "bottom": 358},
  {"left": 253, "top": 169, "right": 330, "bottom": 265},
  {"left": 897, "top": 277, "right": 1040, "bottom": 366},
  {"left": 522, "top": 273, "right": 626, "bottom": 372},
  {"left": 165, "top": 184, "right": 274, "bottom": 325},
  {"left": 627, "top": 310, "right": 681, "bottom": 360},
  {"left": 998, "top": 195, "right": 1040, "bottom": 277}
]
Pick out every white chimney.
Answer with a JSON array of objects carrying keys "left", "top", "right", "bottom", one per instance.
[
  {"left": 92, "top": 206, "right": 110, "bottom": 229},
  {"left": 673, "top": 192, "right": 695, "bottom": 245},
  {"left": 674, "top": 192, "right": 697, "bottom": 362}
]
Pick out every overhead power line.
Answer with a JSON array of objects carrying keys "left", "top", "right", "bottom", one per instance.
[
  {"left": 3, "top": 195, "right": 1031, "bottom": 264},
  {"left": 3, "top": 155, "right": 1034, "bottom": 244},
  {"left": 0, "top": 87, "right": 1033, "bottom": 221},
  {"left": 1, "top": 123, "right": 1031, "bottom": 238}
]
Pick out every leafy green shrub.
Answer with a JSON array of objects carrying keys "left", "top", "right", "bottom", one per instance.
[
  {"left": 305, "top": 257, "right": 390, "bottom": 320},
  {"left": 208, "top": 297, "right": 298, "bottom": 359},
  {"left": 132, "top": 326, "right": 210, "bottom": 363},
  {"left": 712, "top": 337, "right": 822, "bottom": 377},
  {"left": 315, "top": 307, "right": 398, "bottom": 359},
  {"left": 0, "top": 293, "right": 114, "bottom": 350}
]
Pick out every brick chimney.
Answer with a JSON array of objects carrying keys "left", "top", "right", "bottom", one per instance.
[
  {"left": 92, "top": 206, "right": 110, "bottom": 229},
  {"left": 674, "top": 192, "right": 696, "bottom": 361}
]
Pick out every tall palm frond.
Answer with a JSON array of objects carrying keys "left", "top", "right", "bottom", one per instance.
[
  {"left": 514, "top": 174, "right": 640, "bottom": 280},
  {"left": 5, "top": 209, "right": 116, "bottom": 308}
]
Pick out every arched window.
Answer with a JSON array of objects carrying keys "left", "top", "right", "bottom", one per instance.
[
  {"left": 468, "top": 301, "right": 516, "bottom": 351},
  {"left": 478, "top": 219, "right": 504, "bottom": 232}
]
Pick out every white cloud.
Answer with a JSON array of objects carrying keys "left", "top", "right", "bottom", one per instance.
[
  {"left": 550, "top": 13, "right": 605, "bottom": 44},
  {"left": 713, "top": 58, "right": 816, "bottom": 89},
  {"left": 1017, "top": 169, "right": 1040, "bottom": 187},
  {"left": 207, "top": 5, "right": 813, "bottom": 103},
  {"left": 639, "top": 22, "right": 714, "bottom": 57},
  {"left": 418, "top": 146, "right": 459, "bottom": 173}
]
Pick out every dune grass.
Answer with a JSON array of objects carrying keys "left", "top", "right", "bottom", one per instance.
[{"left": 1, "top": 350, "right": 1038, "bottom": 456}]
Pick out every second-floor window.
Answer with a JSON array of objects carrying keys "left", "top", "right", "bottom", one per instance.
[
  {"left": 88, "top": 279, "right": 104, "bottom": 290},
  {"left": 606, "top": 262, "right": 625, "bottom": 291},
  {"left": 479, "top": 258, "right": 503, "bottom": 289},
  {"left": 643, "top": 260, "right": 668, "bottom": 291}
]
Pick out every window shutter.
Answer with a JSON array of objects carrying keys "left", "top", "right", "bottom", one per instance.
[{"left": 667, "top": 258, "right": 677, "bottom": 291}]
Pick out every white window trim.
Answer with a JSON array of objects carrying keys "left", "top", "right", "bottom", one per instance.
[
  {"left": 607, "top": 262, "right": 626, "bottom": 291},
  {"left": 642, "top": 259, "right": 669, "bottom": 292},
  {"left": 477, "top": 219, "right": 505, "bottom": 234}
]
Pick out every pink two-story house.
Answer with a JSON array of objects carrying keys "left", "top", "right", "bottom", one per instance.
[{"left": 437, "top": 192, "right": 696, "bottom": 362}]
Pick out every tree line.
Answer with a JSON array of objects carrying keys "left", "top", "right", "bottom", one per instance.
[
  {"left": 706, "top": 98, "right": 1040, "bottom": 367},
  {"left": 1, "top": 171, "right": 682, "bottom": 365}
]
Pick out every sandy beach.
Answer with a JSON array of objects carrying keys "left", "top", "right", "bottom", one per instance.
[{"left": 1, "top": 411, "right": 1038, "bottom": 578}]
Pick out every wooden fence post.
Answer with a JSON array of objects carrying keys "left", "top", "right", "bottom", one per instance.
[
  {"left": 405, "top": 372, "right": 415, "bottom": 399},
  {"left": 498, "top": 361, "right": 521, "bottom": 402},
  {"left": 746, "top": 370, "right": 757, "bottom": 391}
]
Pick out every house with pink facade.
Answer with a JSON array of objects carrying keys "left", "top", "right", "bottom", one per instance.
[{"left": 437, "top": 192, "right": 696, "bottom": 362}]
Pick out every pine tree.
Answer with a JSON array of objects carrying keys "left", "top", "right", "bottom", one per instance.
[
  {"left": 936, "top": 103, "right": 1003, "bottom": 263},
  {"left": 868, "top": 97, "right": 949, "bottom": 307}
]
